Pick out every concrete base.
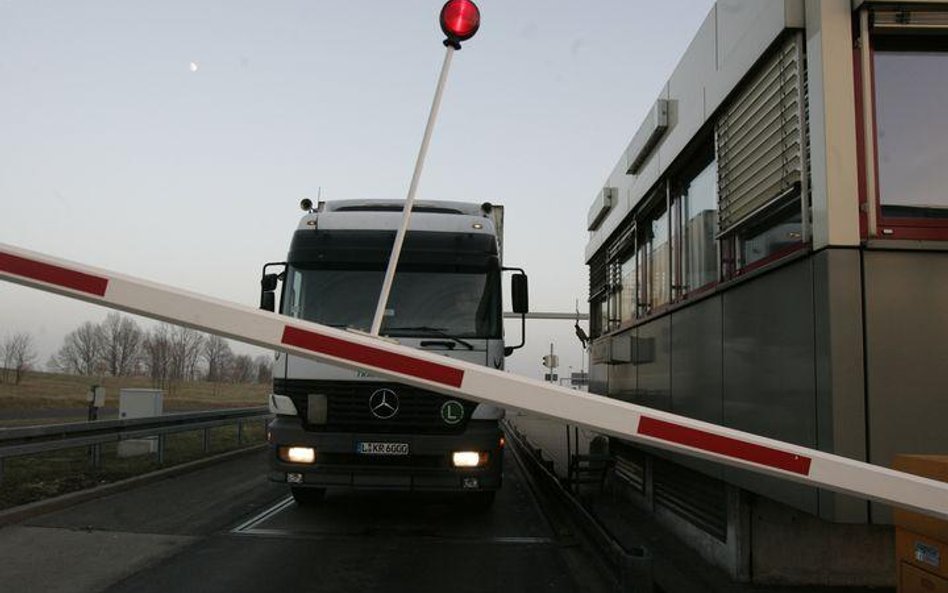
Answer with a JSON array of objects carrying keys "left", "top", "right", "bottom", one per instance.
[
  {"left": 750, "top": 496, "right": 895, "bottom": 587},
  {"left": 510, "top": 412, "right": 898, "bottom": 587}
]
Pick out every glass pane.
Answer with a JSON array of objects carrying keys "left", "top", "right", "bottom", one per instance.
[
  {"left": 741, "top": 207, "right": 802, "bottom": 267},
  {"left": 684, "top": 161, "right": 718, "bottom": 290},
  {"left": 288, "top": 266, "right": 500, "bottom": 338},
  {"left": 599, "top": 299, "right": 609, "bottom": 334},
  {"left": 650, "top": 209, "right": 670, "bottom": 309},
  {"left": 283, "top": 270, "right": 303, "bottom": 319},
  {"left": 636, "top": 242, "right": 648, "bottom": 317},
  {"left": 874, "top": 50, "right": 948, "bottom": 219},
  {"left": 620, "top": 254, "right": 636, "bottom": 324}
]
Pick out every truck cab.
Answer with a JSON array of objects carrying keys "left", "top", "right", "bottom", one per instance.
[{"left": 263, "top": 199, "right": 527, "bottom": 508}]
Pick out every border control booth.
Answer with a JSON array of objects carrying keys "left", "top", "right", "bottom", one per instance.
[{"left": 514, "top": 0, "right": 948, "bottom": 586}]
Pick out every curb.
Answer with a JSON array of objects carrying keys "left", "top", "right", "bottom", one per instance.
[
  {"left": 503, "top": 421, "right": 653, "bottom": 592},
  {"left": 0, "top": 443, "right": 267, "bottom": 528}
]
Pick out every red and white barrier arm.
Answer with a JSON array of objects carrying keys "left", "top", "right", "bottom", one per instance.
[{"left": 2, "top": 241, "right": 947, "bottom": 519}]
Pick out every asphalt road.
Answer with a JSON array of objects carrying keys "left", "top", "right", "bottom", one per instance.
[{"left": 0, "top": 447, "right": 613, "bottom": 593}]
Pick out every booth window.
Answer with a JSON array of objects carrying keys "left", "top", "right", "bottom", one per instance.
[
  {"left": 716, "top": 33, "right": 806, "bottom": 275},
  {"left": 648, "top": 206, "right": 671, "bottom": 310},
  {"left": 873, "top": 37, "right": 948, "bottom": 224},
  {"left": 682, "top": 158, "right": 718, "bottom": 292},
  {"left": 620, "top": 252, "right": 636, "bottom": 325},
  {"left": 738, "top": 201, "right": 803, "bottom": 268},
  {"left": 587, "top": 253, "right": 607, "bottom": 338}
]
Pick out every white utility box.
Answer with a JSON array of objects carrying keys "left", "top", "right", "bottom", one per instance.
[{"left": 117, "top": 388, "right": 164, "bottom": 457}]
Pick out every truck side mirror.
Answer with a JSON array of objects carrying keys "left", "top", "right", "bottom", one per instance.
[
  {"left": 512, "top": 273, "right": 529, "bottom": 314},
  {"left": 502, "top": 267, "right": 529, "bottom": 356},
  {"left": 261, "top": 273, "right": 279, "bottom": 292},
  {"left": 260, "top": 272, "right": 279, "bottom": 312},
  {"left": 260, "top": 291, "right": 276, "bottom": 312}
]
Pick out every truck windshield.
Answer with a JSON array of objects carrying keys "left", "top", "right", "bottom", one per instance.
[{"left": 282, "top": 265, "right": 501, "bottom": 339}]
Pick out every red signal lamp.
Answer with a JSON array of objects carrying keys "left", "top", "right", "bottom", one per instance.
[{"left": 440, "top": 0, "right": 480, "bottom": 49}]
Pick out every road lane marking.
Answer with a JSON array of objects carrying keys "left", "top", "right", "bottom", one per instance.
[{"left": 231, "top": 496, "right": 294, "bottom": 533}]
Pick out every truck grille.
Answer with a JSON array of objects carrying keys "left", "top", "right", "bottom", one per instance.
[{"left": 273, "top": 379, "right": 477, "bottom": 434}]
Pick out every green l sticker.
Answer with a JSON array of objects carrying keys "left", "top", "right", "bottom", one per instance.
[{"left": 441, "top": 400, "right": 464, "bottom": 425}]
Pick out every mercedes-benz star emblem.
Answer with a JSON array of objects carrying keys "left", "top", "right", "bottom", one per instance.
[{"left": 369, "top": 388, "right": 399, "bottom": 420}]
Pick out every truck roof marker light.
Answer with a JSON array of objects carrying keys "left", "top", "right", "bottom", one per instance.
[{"left": 440, "top": 0, "right": 480, "bottom": 49}]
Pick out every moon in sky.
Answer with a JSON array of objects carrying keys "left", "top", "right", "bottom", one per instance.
[{"left": 189, "top": 61, "right": 199, "bottom": 73}]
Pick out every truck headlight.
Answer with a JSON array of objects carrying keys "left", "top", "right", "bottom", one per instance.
[
  {"left": 280, "top": 446, "right": 316, "bottom": 464},
  {"left": 452, "top": 451, "right": 488, "bottom": 468}
]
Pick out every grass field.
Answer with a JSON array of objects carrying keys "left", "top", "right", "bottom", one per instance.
[
  {"left": 0, "top": 370, "right": 272, "bottom": 509},
  {"left": 0, "top": 370, "right": 269, "bottom": 421},
  {"left": 0, "top": 422, "right": 267, "bottom": 510}
]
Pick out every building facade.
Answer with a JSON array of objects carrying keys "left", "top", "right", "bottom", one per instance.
[{"left": 521, "top": 0, "right": 948, "bottom": 585}]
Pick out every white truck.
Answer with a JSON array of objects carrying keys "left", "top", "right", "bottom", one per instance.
[{"left": 262, "top": 199, "right": 528, "bottom": 508}]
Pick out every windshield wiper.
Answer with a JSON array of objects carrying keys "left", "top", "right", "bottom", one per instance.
[{"left": 383, "top": 326, "right": 474, "bottom": 350}]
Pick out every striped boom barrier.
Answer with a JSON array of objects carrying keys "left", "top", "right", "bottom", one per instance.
[{"left": 2, "top": 241, "right": 947, "bottom": 519}]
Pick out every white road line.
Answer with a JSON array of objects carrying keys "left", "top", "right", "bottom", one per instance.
[{"left": 231, "top": 496, "right": 294, "bottom": 533}]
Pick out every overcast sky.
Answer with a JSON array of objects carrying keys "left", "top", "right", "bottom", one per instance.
[{"left": 0, "top": 0, "right": 714, "bottom": 381}]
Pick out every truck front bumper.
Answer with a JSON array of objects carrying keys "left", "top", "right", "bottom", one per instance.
[{"left": 268, "top": 417, "right": 503, "bottom": 492}]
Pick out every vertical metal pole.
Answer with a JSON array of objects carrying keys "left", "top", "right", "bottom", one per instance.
[
  {"left": 203, "top": 428, "right": 210, "bottom": 453},
  {"left": 796, "top": 31, "right": 811, "bottom": 246},
  {"left": 566, "top": 424, "right": 572, "bottom": 485},
  {"left": 90, "top": 444, "right": 101, "bottom": 469},
  {"left": 0, "top": 457, "right": 4, "bottom": 485},
  {"left": 549, "top": 343, "right": 554, "bottom": 382},
  {"left": 370, "top": 45, "right": 456, "bottom": 336},
  {"left": 237, "top": 420, "right": 243, "bottom": 446},
  {"left": 157, "top": 435, "right": 165, "bottom": 465},
  {"left": 859, "top": 9, "right": 878, "bottom": 237}
]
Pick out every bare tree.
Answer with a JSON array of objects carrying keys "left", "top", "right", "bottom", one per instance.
[
  {"left": 1, "top": 333, "right": 37, "bottom": 385},
  {"left": 142, "top": 324, "right": 173, "bottom": 389},
  {"left": 230, "top": 354, "right": 255, "bottom": 383},
  {"left": 203, "top": 335, "right": 234, "bottom": 383},
  {"left": 254, "top": 354, "right": 273, "bottom": 384},
  {"left": 168, "top": 326, "right": 204, "bottom": 382},
  {"left": 99, "top": 312, "right": 143, "bottom": 377},
  {"left": 53, "top": 321, "right": 103, "bottom": 375}
]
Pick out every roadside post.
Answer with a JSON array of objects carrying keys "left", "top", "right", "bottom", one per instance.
[{"left": 87, "top": 385, "right": 106, "bottom": 468}]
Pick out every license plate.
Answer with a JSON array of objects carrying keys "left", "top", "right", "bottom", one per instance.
[{"left": 357, "top": 442, "right": 409, "bottom": 455}]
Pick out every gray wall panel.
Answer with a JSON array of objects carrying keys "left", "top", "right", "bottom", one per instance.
[
  {"left": 589, "top": 361, "right": 609, "bottom": 396},
  {"left": 722, "top": 258, "right": 818, "bottom": 512},
  {"left": 813, "top": 249, "right": 868, "bottom": 523},
  {"left": 722, "top": 259, "right": 817, "bottom": 445},
  {"left": 607, "top": 327, "right": 637, "bottom": 403},
  {"left": 637, "top": 316, "right": 672, "bottom": 411},
  {"left": 864, "top": 250, "right": 948, "bottom": 522},
  {"left": 671, "top": 296, "right": 724, "bottom": 425}
]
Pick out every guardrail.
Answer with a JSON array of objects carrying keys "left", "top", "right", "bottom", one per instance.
[{"left": 0, "top": 406, "right": 271, "bottom": 483}]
